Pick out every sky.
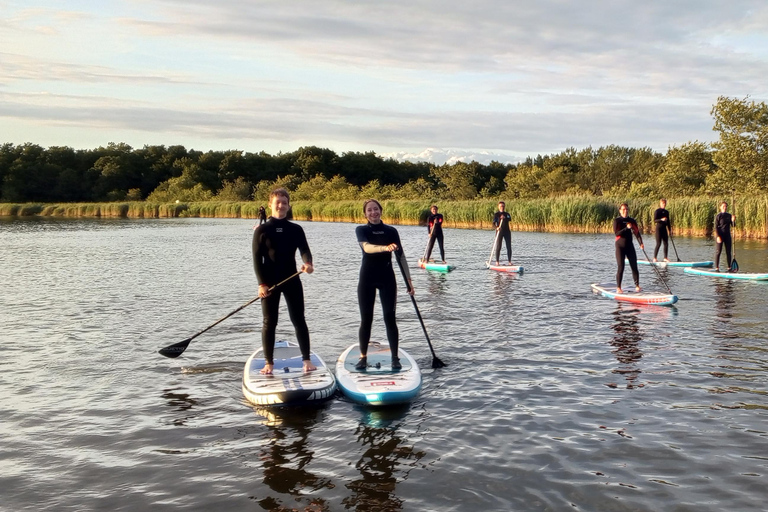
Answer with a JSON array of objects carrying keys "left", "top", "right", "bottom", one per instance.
[{"left": 2, "top": 1, "right": 768, "bottom": 165}]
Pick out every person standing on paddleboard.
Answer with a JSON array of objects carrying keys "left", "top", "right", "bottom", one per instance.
[
  {"left": 653, "top": 198, "right": 671, "bottom": 262},
  {"left": 425, "top": 205, "right": 445, "bottom": 263},
  {"left": 355, "top": 199, "right": 414, "bottom": 371},
  {"left": 614, "top": 203, "right": 644, "bottom": 294},
  {"left": 252, "top": 188, "right": 316, "bottom": 375},
  {"left": 714, "top": 201, "right": 736, "bottom": 272},
  {"left": 492, "top": 201, "right": 513, "bottom": 266}
]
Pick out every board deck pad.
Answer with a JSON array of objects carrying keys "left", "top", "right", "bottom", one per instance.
[
  {"left": 243, "top": 340, "right": 336, "bottom": 407},
  {"left": 591, "top": 282, "right": 678, "bottom": 306},
  {"left": 630, "top": 259, "right": 713, "bottom": 268},
  {"left": 336, "top": 342, "right": 422, "bottom": 406},
  {"left": 418, "top": 259, "right": 454, "bottom": 272}
]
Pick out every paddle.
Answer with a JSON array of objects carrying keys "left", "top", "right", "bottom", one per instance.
[
  {"left": 487, "top": 220, "right": 503, "bottom": 266},
  {"left": 394, "top": 248, "right": 447, "bottom": 368},
  {"left": 631, "top": 224, "right": 673, "bottom": 295},
  {"left": 158, "top": 271, "right": 303, "bottom": 358},
  {"left": 421, "top": 225, "right": 434, "bottom": 263},
  {"left": 730, "top": 191, "right": 739, "bottom": 272},
  {"left": 668, "top": 231, "right": 682, "bottom": 262}
]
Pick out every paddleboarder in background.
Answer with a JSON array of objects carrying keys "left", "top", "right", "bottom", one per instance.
[
  {"left": 252, "top": 188, "right": 316, "bottom": 375},
  {"left": 492, "top": 201, "right": 513, "bottom": 266},
  {"left": 424, "top": 205, "right": 445, "bottom": 263},
  {"left": 614, "top": 203, "right": 644, "bottom": 294},
  {"left": 653, "top": 198, "right": 671, "bottom": 262},
  {"left": 714, "top": 201, "right": 736, "bottom": 272},
  {"left": 355, "top": 199, "right": 414, "bottom": 371},
  {"left": 258, "top": 205, "right": 267, "bottom": 225}
]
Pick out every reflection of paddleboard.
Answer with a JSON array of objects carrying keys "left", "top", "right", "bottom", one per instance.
[
  {"left": 631, "top": 259, "right": 713, "bottom": 268},
  {"left": 335, "top": 342, "right": 422, "bottom": 406},
  {"left": 242, "top": 340, "right": 336, "bottom": 407},
  {"left": 683, "top": 267, "right": 768, "bottom": 280},
  {"left": 486, "top": 262, "right": 523, "bottom": 273},
  {"left": 591, "top": 282, "right": 678, "bottom": 306},
  {"left": 418, "top": 258, "right": 454, "bottom": 272}
]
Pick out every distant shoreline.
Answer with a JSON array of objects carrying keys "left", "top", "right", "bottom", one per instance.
[{"left": 2, "top": 197, "right": 767, "bottom": 239}]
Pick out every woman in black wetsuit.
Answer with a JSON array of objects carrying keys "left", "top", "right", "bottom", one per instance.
[
  {"left": 614, "top": 203, "right": 644, "bottom": 294},
  {"left": 424, "top": 205, "right": 445, "bottom": 262},
  {"left": 252, "top": 188, "right": 315, "bottom": 375},
  {"left": 652, "top": 198, "right": 671, "bottom": 262},
  {"left": 714, "top": 201, "right": 736, "bottom": 271},
  {"left": 355, "top": 199, "right": 414, "bottom": 370}
]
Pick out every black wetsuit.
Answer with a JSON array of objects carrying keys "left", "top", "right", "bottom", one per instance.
[
  {"left": 355, "top": 222, "right": 411, "bottom": 357},
  {"left": 252, "top": 217, "right": 312, "bottom": 364},
  {"left": 425, "top": 213, "right": 445, "bottom": 261},
  {"left": 258, "top": 208, "right": 267, "bottom": 225},
  {"left": 492, "top": 211, "right": 512, "bottom": 262},
  {"left": 653, "top": 207, "right": 670, "bottom": 260},
  {"left": 614, "top": 216, "right": 643, "bottom": 290},
  {"left": 714, "top": 212, "right": 735, "bottom": 270}
]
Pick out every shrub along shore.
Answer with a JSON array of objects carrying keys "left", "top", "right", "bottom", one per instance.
[{"left": 2, "top": 196, "right": 767, "bottom": 239}]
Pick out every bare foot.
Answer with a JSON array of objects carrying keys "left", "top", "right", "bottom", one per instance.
[
  {"left": 507, "top": 261, "right": 513, "bottom": 266},
  {"left": 260, "top": 363, "right": 274, "bottom": 375},
  {"left": 653, "top": 258, "right": 657, "bottom": 262},
  {"left": 663, "top": 258, "right": 670, "bottom": 262},
  {"left": 495, "top": 261, "right": 500, "bottom": 266},
  {"left": 635, "top": 286, "right": 642, "bottom": 292},
  {"left": 303, "top": 360, "right": 317, "bottom": 373},
  {"left": 616, "top": 287, "right": 623, "bottom": 294}
]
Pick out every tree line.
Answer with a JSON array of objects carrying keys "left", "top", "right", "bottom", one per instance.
[{"left": 1, "top": 96, "right": 766, "bottom": 204}]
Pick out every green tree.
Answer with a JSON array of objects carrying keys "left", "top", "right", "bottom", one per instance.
[
  {"left": 710, "top": 95, "right": 768, "bottom": 193},
  {"left": 656, "top": 141, "right": 712, "bottom": 196}
]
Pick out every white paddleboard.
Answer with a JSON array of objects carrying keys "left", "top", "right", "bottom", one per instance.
[
  {"left": 242, "top": 340, "right": 336, "bottom": 407},
  {"left": 683, "top": 267, "right": 768, "bottom": 280},
  {"left": 335, "top": 342, "right": 422, "bottom": 406},
  {"left": 591, "top": 282, "right": 678, "bottom": 306}
]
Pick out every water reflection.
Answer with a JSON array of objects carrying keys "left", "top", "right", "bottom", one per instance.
[
  {"left": 161, "top": 389, "right": 200, "bottom": 427},
  {"left": 424, "top": 272, "right": 449, "bottom": 297},
  {"left": 712, "top": 280, "right": 737, "bottom": 340},
  {"left": 253, "top": 406, "right": 333, "bottom": 511},
  {"left": 343, "top": 410, "right": 426, "bottom": 512},
  {"left": 610, "top": 304, "right": 644, "bottom": 388}
]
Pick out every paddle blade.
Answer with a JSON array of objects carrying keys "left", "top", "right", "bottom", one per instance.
[
  {"left": 730, "top": 259, "right": 739, "bottom": 272},
  {"left": 158, "top": 338, "right": 191, "bottom": 358},
  {"left": 431, "top": 356, "right": 447, "bottom": 369}
]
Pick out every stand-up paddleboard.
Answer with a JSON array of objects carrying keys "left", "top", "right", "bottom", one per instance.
[
  {"left": 591, "top": 283, "right": 678, "bottom": 306},
  {"left": 418, "top": 258, "right": 454, "bottom": 272},
  {"left": 486, "top": 262, "right": 523, "bottom": 273},
  {"left": 243, "top": 340, "right": 336, "bottom": 407},
  {"left": 631, "top": 259, "right": 713, "bottom": 268},
  {"left": 336, "top": 342, "right": 422, "bottom": 406},
  {"left": 683, "top": 267, "right": 768, "bottom": 281}
]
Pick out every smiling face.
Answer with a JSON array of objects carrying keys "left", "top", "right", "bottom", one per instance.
[
  {"left": 269, "top": 194, "right": 290, "bottom": 219},
  {"left": 431, "top": 206, "right": 438, "bottom": 215},
  {"left": 619, "top": 204, "right": 629, "bottom": 217},
  {"left": 498, "top": 202, "right": 505, "bottom": 212},
  {"left": 364, "top": 201, "right": 382, "bottom": 224},
  {"left": 720, "top": 202, "right": 728, "bottom": 213}
]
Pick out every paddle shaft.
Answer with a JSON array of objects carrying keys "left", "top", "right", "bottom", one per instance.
[
  {"left": 632, "top": 228, "right": 673, "bottom": 294},
  {"left": 488, "top": 217, "right": 505, "bottom": 264},
  {"left": 158, "top": 270, "right": 303, "bottom": 358},
  {"left": 394, "top": 249, "right": 446, "bottom": 368},
  {"left": 731, "top": 191, "right": 738, "bottom": 271}
]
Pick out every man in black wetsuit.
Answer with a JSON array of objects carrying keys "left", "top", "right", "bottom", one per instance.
[
  {"left": 252, "top": 188, "right": 315, "bottom": 375},
  {"left": 355, "top": 199, "right": 414, "bottom": 371},
  {"left": 614, "top": 203, "right": 644, "bottom": 294},
  {"left": 424, "top": 205, "right": 445, "bottom": 263},
  {"left": 714, "top": 201, "right": 736, "bottom": 272},
  {"left": 492, "top": 201, "right": 513, "bottom": 265},
  {"left": 653, "top": 198, "right": 671, "bottom": 262}
]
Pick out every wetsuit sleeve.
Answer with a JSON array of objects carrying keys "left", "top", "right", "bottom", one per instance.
[
  {"left": 360, "top": 242, "right": 390, "bottom": 254},
  {"left": 654, "top": 209, "right": 662, "bottom": 224},
  {"left": 395, "top": 248, "right": 412, "bottom": 282},
  {"left": 492, "top": 212, "right": 500, "bottom": 227},
  {"left": 252, "top": 226, "right": 267, "bottom": 285},
  {"left": 296, "top": 225, "right": 313, "bottom": 264},
  {"left": 613, "top": 218, "right": 626, "bottom": 236}
]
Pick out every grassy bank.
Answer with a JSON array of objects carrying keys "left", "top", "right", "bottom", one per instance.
[{"left": 2, "top": 196, "right": 767, "bottom": 239}]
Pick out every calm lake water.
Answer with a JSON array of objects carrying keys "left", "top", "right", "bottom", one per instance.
[{"left": 1, "top": 217, "right": 767, "bottom": 511}]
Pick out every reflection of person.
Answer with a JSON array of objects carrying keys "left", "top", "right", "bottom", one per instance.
[
  {"left": 252, "top": 188, "right": 315, "bottom": 375},
  {"left": 714, "top": 201, "right": 736, "bottom": 272},
  {"left": 355, "top": 199, "right": 414, "bottom": 371},
  {"left": 613, "top": 203, "right": 644, "bottom": 294},
  {"left": 610, "top": 304, "right": 643, "bottom": 388},
  {"left": 652, "top": 198, "right": 671, "bottom": 262},
  {"left": 258, "top": 205, "right": 267, "bottom": 225},
  {"left": 424, "top": 205, "right": 445, "bottom": 262},
  {"left": 492, "top": 201, "right": 512, "bottom": 265}
]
